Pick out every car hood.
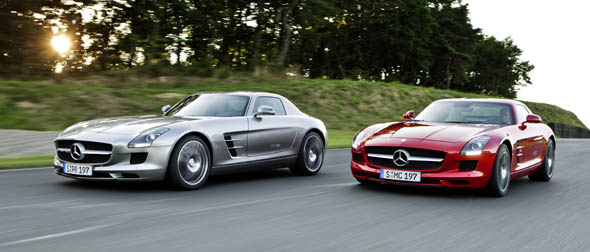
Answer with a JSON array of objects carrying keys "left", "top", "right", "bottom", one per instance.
[
  {"left": 61, "top": 115, "right": 197, "bottom": 136},
  {"left": 370, "top": 121, "right": 504, "bottom": 143}
]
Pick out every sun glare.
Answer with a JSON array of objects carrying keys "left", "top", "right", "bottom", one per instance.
[{"left": 51, "top": 35, "right": 72, "bottom": 54}]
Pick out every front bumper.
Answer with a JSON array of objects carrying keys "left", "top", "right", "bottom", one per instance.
[
  {"left": 351, "top": 146, "right": 496, "bottom": 188},
  {"left": 54, "top": 145, "right": 173, "bottom": 181}
]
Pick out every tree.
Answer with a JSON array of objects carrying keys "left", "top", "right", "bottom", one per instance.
[
  {"left": 0, "top": 0, "right": 57, "bottom": 76},
  {"left": 467, "top": 37, "right": 534, "bottom": 98},
  {"left": 275, "top": 0, "right": 299, "bottom": 65},
  {"left": 0, "top": 0, "right": 535, "bottom": 98},
  {"left": 427, "top": 1, "right": 481, "bottom": 89}
]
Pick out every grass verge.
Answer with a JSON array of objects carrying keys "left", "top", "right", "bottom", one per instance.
[
  {"left": 1, "top": 77, "right": 586, "bottom": 131},
  {"left": 327, "top": 130, "right": 357, "bottom": 149}
]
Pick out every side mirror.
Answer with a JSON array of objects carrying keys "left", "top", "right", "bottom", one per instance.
[
  {"left": 403, "top": 110, "right": 415, "bottom": 120},
  {"left": 254, "top": 105, "right": 275, "bottom": 118},
  {"left": 161, "top": 105, "right": 171, "bottom": 114},
  {"left": 526, "top": 114, "right": 542, "bottom": 124}
]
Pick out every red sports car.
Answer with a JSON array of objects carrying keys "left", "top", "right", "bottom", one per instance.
[{"left": 351, "top": 99, "right": 556, "bottom": 196}]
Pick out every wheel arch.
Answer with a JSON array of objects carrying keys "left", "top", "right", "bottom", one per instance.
[
  {"left": 501, "top": 139, "right": 512, "bottom": 154},
  {"left": 167, "top": 131, "right": 214, "bottom": 168},
  {"left": 183, "top": 131, "right": 214, "bottom": 155},
  {"left": 306, "top": 128, "right": 326, "bottom": 147},
  {"left": 549, "top": 135, "right": 556, "bottom": 148}
]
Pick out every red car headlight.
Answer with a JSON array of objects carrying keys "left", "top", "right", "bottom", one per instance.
[
  {"left": 352, "top": 129, "right": 373, "bottom": 150},
  {"left": 461, "top": 136, "right": 491, "bottom": 156}
]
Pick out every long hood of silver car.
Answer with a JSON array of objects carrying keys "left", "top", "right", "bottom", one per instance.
[{"left": 61, "top": 115, "right": 199, "bottom": 136}]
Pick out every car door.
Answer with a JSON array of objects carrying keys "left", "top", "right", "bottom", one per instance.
[
  {"left": 521, "top": 104, "right": 546, "bottom": 162},
  {"left": 513, "top": 104, "right": 544, "bottom": 169},
  {"left": 246, "top": 96, "right": 298, "bottom": 156}
]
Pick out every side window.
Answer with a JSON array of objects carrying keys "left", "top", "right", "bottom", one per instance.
[
  {"left": 253, "top": 97, "right": 286, "bottom": 115},
  {"left": 514, "top": 105, "right": 529, "bottom": 124}
]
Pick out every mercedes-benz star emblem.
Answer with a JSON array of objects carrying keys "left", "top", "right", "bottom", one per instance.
[
  {"left": 393, "top": 149, "right": 410, "bottom": 167},
  {"left": 70, "top": 143, "right": 86, "bottom": 161}
]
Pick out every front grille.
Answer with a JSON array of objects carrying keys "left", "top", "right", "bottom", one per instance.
[
  {"left": 365, "top": 146, "right": 445, "bottom": 170},
  {"left": 57, "top": 152, "right": 111, "bottom": 164},
  {"left": 366, "top": 147, "right": 445, "bottom": 158},
  {"left": 55, "top": 140, "right": 112, "bottom": 151},
  {"left": 55, "top": 140, "right": 112, "bottom": 164}
]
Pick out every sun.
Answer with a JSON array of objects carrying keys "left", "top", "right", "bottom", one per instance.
[{"left": 51, "top": 35, "right": 72, "bottom": 54}]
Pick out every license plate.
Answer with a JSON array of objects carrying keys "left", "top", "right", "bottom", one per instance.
[
  {"left": 380, "top": 169, "right": 421, "bottom": 182},
  {"left": 63, "top": 163, "right": 93, "bottom": 176}
]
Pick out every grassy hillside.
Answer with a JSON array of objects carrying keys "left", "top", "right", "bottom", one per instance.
[{"left": 0, "top": 77, "right": 586, "bottom": 134}]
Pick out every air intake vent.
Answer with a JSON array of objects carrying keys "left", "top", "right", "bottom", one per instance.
[
  {"left": 224, "top": 136, "right": 238, "bottom": 157},
  {"left": 130, "top": 153, "right": 148, "bottom": 165},
  {"left": 459, "top": 160, "right": 478, "bottom": 171},
  {"left": 55, "top": 140, "right": 112, "bottom": 164},
  {"left": 352, "top": 152, "right": 364, "bottom": 163},
  {"left": 365, "top": 146, "right": 445, "bottom": 170}
]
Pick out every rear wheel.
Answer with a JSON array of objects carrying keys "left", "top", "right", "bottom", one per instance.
[
  {"left": 485, "top": 144, "right": 511, "bottom": 197},
  {"left": 166, "top": 135, "right": 211, "bottom": 190},
  {"left": 529, "top": 139, "right": 555, "bottom": 181},
  {"left": 289, "top": 132, "right": 325, "bottom": 176}
]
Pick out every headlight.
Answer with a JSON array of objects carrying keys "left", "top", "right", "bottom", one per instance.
[
  {"left": 461, "top": 136, "right": 491, "bottom": 156},
  {"left": 128, "top": 128, "right": 170, "bottom": 148},
  {"left": 352, "top": 130, "right": 369, "bottom": 150}
]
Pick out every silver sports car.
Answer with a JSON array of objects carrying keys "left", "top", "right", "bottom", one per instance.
[{"left": 53, "top": 92, "right": 327, "bottom": 189}]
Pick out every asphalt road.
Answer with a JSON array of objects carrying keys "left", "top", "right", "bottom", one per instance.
[
  {"left": 0, "top": 130, "right": 58, "bottom": 157},
  {"left": 1, "top": 139, "right": 590, "bottom": 252}
]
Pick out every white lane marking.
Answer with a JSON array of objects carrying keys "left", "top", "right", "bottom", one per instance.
[
  {"left": 0, "top": 167, "right": 53, "bottom": 173},
  {"left": 0, "top": 200, "right": 78, "bottom": 210},
  {"left": 173, "top": 191, "right": 328, "bottom": 216},
  {"left": 0, "top": 224, "right": 112, "bottom": 247}
]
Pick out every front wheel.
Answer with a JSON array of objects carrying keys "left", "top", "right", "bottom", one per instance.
[
  {"left": 166, "top": 135, "right": 211, "bottom": 190},
  {"left": 485, "top": 144, "right": 511, "bottom": 197},
  {"left": 289, "top": 132, "right": 325, "bottom": 176},
  {"left": 529, "top": 139, "right": 555, "bottom": 181}
]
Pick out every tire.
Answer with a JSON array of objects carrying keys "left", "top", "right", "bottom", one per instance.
[
  {"left": 166, "top": 135, "right": 211, "bottom": 190},
  {"left": 289, "top": 132, "right": 325, "bottom": 176},
  {"left": 529, "top": 139, "right": 555, "bottom": 181},
  {"left": 485, "top": 144, "right": 511, "bottom": 197}
]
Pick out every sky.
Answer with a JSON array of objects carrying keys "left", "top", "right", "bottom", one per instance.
[{"left": 464, "top": 0, "right": 590, "bottom": 128}]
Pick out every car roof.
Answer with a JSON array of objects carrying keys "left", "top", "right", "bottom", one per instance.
[{"left": 435, "top": 98, "right": 525, "bottom": 106}]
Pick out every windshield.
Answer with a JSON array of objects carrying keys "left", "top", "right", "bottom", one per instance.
[
  {"left": 415, "top": 101, "right": 514, "bottom": 125},
  {"left": 166, "top": 94, "right": 250, "bottom": 117}
]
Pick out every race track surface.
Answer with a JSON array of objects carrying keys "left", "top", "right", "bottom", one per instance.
[{"left": 1, "top": 139, "right": 589, "bottom": 251}]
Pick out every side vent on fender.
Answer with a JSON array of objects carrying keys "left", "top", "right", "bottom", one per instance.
[{"left": 224, "top": 135, "right": 244, "bottom": 157}]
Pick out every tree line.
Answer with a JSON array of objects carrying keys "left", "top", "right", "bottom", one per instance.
[{"left": 0, "top": 0, "right": 534, "bottom": 98}]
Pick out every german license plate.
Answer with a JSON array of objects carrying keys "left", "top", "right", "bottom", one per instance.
[
  {"left": 380, "top": 169, "right": 421, "bottom": 182},
  {"left": 63, "top": 163, "right": 93, "bottom": 176}
]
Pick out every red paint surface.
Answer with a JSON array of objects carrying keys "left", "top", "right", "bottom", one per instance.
[{"left": 351, "top": 99, "right": 555, "bottom": 188}]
